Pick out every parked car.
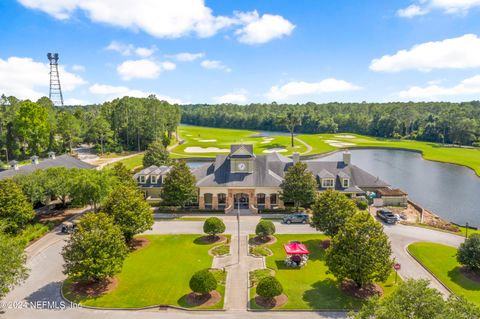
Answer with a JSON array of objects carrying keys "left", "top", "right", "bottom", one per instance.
[
  {"left": 283, "top": 213, "right": 309, "bottom": 224},
  {"left": 376, "top": 209, "right": 397, "bottom": 224}
]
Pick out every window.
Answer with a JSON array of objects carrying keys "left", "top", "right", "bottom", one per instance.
[
  {"left": 218, "top": 193, "right": 227, "bottom": 207},
  {"left": 322, "top": 178, "right": 334, "bottom": 188},
  {"left": 151, "top": 175, "right": 158, "bottom": 184},
  {"left": 204, "top": 193, "right": 213, "bottom": 209},
  {"left": 257, "top": 193, "right": 266, "bottom": 207},
  {"left": 342, "top": 178, "right": 349, "bottom": 188},
  {"left": 139, "top": 175, "right": 146, "bottom": 184},
  {"left": 270, "top": 193, "right": 277, "bottom": 205}
]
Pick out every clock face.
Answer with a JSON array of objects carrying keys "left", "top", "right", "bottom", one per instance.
[{"left": 237, "top": 163, "right": 246, "bottom": 171}]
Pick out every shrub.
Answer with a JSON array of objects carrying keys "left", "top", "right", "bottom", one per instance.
[
  {"left": 457, "top": 234, "right": 480, "bottom": 271},
  {"left": 255, "top": 220, "right": 276, "bottom": 239},
  {"left": 256, "top": 276, "right": 283, "bottom": 300},
  {"left": 189, "top": 269, "right": 217, "bottom": 295},
  {"left": 203, "top": 217, "right": 226, "bottom": 238},
  {"left": 356, "top": 201, "right": 368, "bottom": 210}
]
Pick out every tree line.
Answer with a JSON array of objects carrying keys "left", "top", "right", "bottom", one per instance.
[
  {"left": 181, "top": 102, "right": 480, "bottom": 146},
  {"left": 0, "top": 94, "right": 181, "bottom": 164}
]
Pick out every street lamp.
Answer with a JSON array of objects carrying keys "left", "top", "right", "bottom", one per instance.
[
  {"left": 237, "top": 194, "right": 240, "bottom": 263},
  {"left": 465, "top": 222, "right": 469, "bottom": 239}
]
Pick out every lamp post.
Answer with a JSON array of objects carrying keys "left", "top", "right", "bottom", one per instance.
[
  {"left": 465, "top": 222, "right": 469, "bottom": 239},
  {"left": 237, "top": 195, "right": 240, "bottom": 264}
]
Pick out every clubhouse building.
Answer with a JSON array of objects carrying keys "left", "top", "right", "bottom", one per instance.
[{"left": 135, "top": 144, "right": 406, "bottom": 213}]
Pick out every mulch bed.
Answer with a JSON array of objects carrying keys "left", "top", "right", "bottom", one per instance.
[
  {"left": 71, "top": 277, "right": 118, "bottom": 298},
  {"left": 254, "top": 294, "right": 288, "bottom": 309},
  {"left": 196, "top": 235, "right": 227, "bottom": 245},
  {"left": 249, "top": 235, "right": 277, "bottom": 246},
  {"left": 129, "top": 237, "right": 151, "bottom": 251},
  {"left": 185, "top": 291, "right": 221, "bottom": 307},
  {"left": 341, "top": 280, "right": 383, "bottom": 299},
  {"left": 460, "top": 267, "right": 480, "bottom": 283}
]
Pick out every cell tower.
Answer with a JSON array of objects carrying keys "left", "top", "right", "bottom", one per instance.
[{"left": 47, "top": 53, "right": 64, "bottom": 106}]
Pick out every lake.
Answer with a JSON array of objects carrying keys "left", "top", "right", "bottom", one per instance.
[
  {"left": 186, "top": 148, "right": 480, "bottom": 226},
  {"left": 314, "top": 149, "right": 480, "bottom": 227}
]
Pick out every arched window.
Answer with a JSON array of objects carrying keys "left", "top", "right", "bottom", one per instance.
[
  {"left": 204, "top": 193, "right": 213, "bottom": 209},
  {"left": 270, "top": 193, "right": 278, "bottom": 207},
  {"left": 218, "top": 193, "right": 227, "bottom": 208},
  {"left": 257, "top": 193, "right": 266, "bottom": 208}
]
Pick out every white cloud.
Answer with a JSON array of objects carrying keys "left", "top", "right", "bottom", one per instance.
[
  {"left": 200, "top": 60, "right": 231, "bottom": 72},
  {"left": 265, "top": 79, "right": 362, "bottom": 101},
  {"left": 235, "top": 11, "right": 295, "bottom": 44},
  {"left": 397, "top": 4, "right": 428, "bottom": 17},
  {"left": 398, "top": 75, "right": 480, "bottom": 100},
  {"left": 18, "top": 0, "right": 235, "bottom": 38},
  {"left": 18, "top": 1, "right": 294, "bottom": 44},
  {"left": 213, "top": 90, "right": 248, "bottom": 104},
  {"left": 0, "top": 56, "right": 86, "bottom": 100},
  {"left": 397, "top": 0, "right": 480, "bottom": 17},
  {"left": 116, "top": 59, "right": 175, "bottom": 80},
  {"left": 105, "top": 41, "right": 135, "bottom": 56},
  {"left": 72, "top": 64, "right": 85, "bottom": 72},
  {"left": 105, "top": 41, "right": 156, "bottom": 58},
  {"left": 135, "top": 46, "right": 157, "bottom": 58},
  {"left": 370, "top": 34, "right": 480, "bottom": 72},
  {"left": 89, "top": 83, "right": 182, "bottom": 104},
  {"left": 171, "top": 52, "right": 205, "bottom": 62}
]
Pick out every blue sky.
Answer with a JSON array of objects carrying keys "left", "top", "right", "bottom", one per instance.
[{"left": 1, "top": 0, "right": 480, "bottom": 105}]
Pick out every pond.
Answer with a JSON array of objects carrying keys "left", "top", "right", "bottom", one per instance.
[{"left": 314, "top": 149, "right": 480, "bottom": 227}]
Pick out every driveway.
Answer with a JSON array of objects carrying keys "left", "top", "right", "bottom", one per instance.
[{"left": 2, "top": 216, "right": 464, "bottom": 318}]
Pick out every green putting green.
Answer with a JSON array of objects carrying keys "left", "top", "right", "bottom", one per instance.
[
  {"left": 408, "top": 242, "right": 480, "bottom": 306},
  {"left": 250, "top": 234, "right": 398, "bottom": 310},
  {"left": 63, "top": 234, "right": 226, "bottom": 309}
]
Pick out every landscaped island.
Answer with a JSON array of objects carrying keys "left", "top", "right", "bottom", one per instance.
[
  {"left": 249, "top": 234, "right": 398, "bottom": 310},
  {"left": 63, "top": 234, "right": 227, "bottom": 309}
]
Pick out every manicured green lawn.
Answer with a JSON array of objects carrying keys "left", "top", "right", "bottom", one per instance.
[
  {"left": 114, "top": 153, "right": 144, "bottom": 171},
  {"left": 411, "top": 223, "right": 480, "bottom": 238},
  {"left": 170, "top": 126, "right": 480, "bottom": 176},
  {"left": 172, "top": 125, "right": 307, "bottom": 158},
  {"left": 250, "top": 234, "right": 398, "bottom": 310},
  {"left": 63, "top": 234, "right": 225, "bottom": 309},
  {"left": 408, "top": 242, "right": 480, "bottom": 306}
]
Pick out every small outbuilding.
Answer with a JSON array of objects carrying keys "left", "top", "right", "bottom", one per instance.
[{"left": 374, "top": 188, "right": 408, "bottom": 207}]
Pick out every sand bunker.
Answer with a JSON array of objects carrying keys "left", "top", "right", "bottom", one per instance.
[
  {"left": 263, "top": 148, "right": 288, "bottom": 153},
  {"left": 335, "top": 135, "right": 356, "bottom": 139},
  {"left": 261, "top": 137, "right": 275, "bottom": 144},
  {"left": 198, "top": 139, "right": 217, "bottom": 142},
  {"left": 184, "top": 147, "right": 230, "bottom": 153},
  {"left": 325, "top": 140, "right": 356, "bottom": 147}
]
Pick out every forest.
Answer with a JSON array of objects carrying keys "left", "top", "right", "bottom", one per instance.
[
  {"left": 181, "top": 102, "right": 480, "bottom": 146},
  {"left": 0, "top": 95, "right": 181, "bottom": 163}
]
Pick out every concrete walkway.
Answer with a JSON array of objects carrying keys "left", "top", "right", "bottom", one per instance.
[{"left": 214, "top": 234, "right": 264, "bottom": 310}]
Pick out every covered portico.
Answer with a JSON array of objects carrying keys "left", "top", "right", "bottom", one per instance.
[{"left": 198, "top": 187, "right": 284, "bottom": 213}]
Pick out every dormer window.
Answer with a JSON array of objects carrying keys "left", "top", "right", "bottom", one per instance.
[
  {"left": 139, "top": 175, "right": 146, "bottom": 184},
  {"left": 151, "top": 175, "right": 158, "bottom": 184},
  {"left": 342, "top": 178, "right": 349, "bottom": 188},
  {"left": 322, "top": 178, "right": 334, "bottom": 188}
]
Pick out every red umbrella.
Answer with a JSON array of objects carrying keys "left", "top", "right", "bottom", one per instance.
[{"left": 284, "top": 243, "right": 310, "bottom": 255}]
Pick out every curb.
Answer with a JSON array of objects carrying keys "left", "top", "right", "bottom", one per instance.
[
  {"left": 61, "top": 280, "right": 226, "bottom": 312},
  {"left": 405, "top": 243, "right": 453, "bottom": 295}
]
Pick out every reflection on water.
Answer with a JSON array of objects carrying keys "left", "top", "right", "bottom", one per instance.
[{"left": 313, "top": 149, "right": 480, "bottom": 227}]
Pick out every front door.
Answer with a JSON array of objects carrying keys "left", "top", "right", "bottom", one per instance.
[{"left": 234, "top": 193, "right": 249, "bottom": 209}]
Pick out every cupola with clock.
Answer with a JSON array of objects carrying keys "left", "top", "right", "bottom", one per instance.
[{"left": 229, "top": 144, "right": 255, "bottom": 173}]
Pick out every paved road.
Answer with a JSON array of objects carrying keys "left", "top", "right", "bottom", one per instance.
[{"left": 2, "top": 216, "right": 465, "bottom": 319}]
